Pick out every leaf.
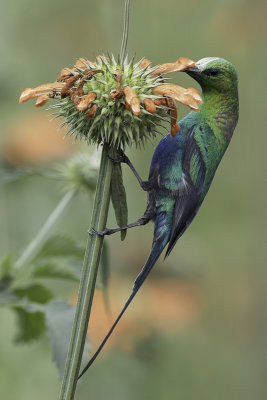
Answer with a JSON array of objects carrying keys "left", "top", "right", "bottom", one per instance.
[
  {"left": 0, "top": 167, "right": 35, "bottom": 183},
  {"left": 43, "top": 299, "right": 90, "bottom": 379},
  {"left": 0, "top": 288, "right": 18, "bottom": 306},
  {"left": 110, "top": 152, "right": 128, "bottom": 241},
  {"left": 13, "top": 283, "right": 54, "bottom": 304},
  {"left": 98, "top": 242, "right": 110, "bottom": 290},
  {"left": 13, "top": 306, "right": 46, "bottom": 343},
  {"left": 0, "top": 255, "right": 12, "bottom": 279},
  {"left": 97, "top": 242, "right": 110, "bottom": 310},
  {"left": 35, "top": 234, "right": 84, "bottom": 261},
  {"left": 32, "top": 262, "right": 80, "bottom": 282},
  {"left": 0, "top": 256, "right": 14, "bottom": 299}
]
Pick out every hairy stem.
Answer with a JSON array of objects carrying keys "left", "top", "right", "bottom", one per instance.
[
  {"left": 14, "top": 188, "right": 77, "bottom": 270},
  {"left": 59, "top": 144, "right": 113, "bottom": 400}
]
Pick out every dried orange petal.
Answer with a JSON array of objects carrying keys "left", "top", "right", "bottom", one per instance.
[
  {"left": 123, "top": 86, "right": 140, "bottom": 115},
  {"left": 19, "top": 83, "right": 63, "bottom": 103},
  {"left": 76, "top": 92, "right": 96, "bottom": 111},
  {"left": 61, "top": 75, "right": 80, "bottom": 98},
  {"left": 35, "top": 95, "right": 51, "bottom": 107},
  {"left": 153, "top": 57, "right": 196, "bottom": 76},
  {"left": 175, "top": 57, "right": 196, "bottom": 71},
  {"left": 57, "top": 67, "right": 77, "bottom": 81},
  {"left": 187, "top": 87, "right": 203, "bottom": 103},
  {"left": 125, "top": 103, "right": 131, "bottom": 111},
  {"left": 88, "top": 104, "right": 98, "bottom": 118},
  {"left": 153, "top": 98, "right": 165, "bottom": 107},
  {"left": 75, "top": 58, "right": 91, "bottom": 69},
  {"left": 140, "top": 59, "right": 152, "bottom": 69},
  {"left": 168, "top": 99, "right": 180, "bottom": 137},
  {"left": 110, "top": 69, "right": 124, "bottom": 101},
  {"left": 144, "top": 98, "right": 156, "bottom": 114},
  {"left": 96, "top": 55, "right": 110, "bottom": 63},
  {"left": 153, "top": 84, "right": 201, "bottom": 111},
  {"left": 75, "top": 79, "right": 85, "bottom": 97}
]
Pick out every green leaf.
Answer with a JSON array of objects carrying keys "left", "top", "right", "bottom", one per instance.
[
  {"left": 13, "top": 283, "right": 54, "bottom": 304},
  {"left": 98, "top": 242, "right": 110, "bottom": 290},
  {"left": 0, "top": 255, "right": 12, "bottom": 279},
  {"left": 13, "top": 306, "right": 46, "bottom": 343},
  {"left": 43, "top": 300, "right": 90, "bottom": 379},
  {"left": 0, "top": 167, "right": 35, "bottom": 183},
  {"left": 32, "top": 262, "right": 79, "bottom": 282},
  {"left": 98, "top": 242, "right": 110, "bottom": 311},
  {"left": 110, "top": 158, "right": 128, "bottom": 241},
  {"left": 35, "top": 234, "right": 84, "bottom": 261},
  {"left": 0, "top": 256, "right": 14, "bottom": 297},
  {"left": 0, "top": 288, "right": 18, "bottom": 306}
]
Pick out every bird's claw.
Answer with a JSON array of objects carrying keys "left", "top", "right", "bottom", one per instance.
[
  {"left": 108, "top": 153, "right": 129, "bottom": 165},
  {"left": 88, "top": 227, "right": 106, "bottom": 236}
]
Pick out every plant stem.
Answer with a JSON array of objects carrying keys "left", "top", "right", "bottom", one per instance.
[
  {"left": 59, "top": 144, "right": 113, "bottom": 400},
  {"left": 14, "top": 188, "right": 77, "bottom": 270},
  {"left": 59, "top": 3, "right": 131, "bottom": 398},
  {"left": 120, "top": 0, "right": 130, "bottom": 62}
]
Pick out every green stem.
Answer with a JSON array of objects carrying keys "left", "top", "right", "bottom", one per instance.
[
  {"left": 14, "top": 188, "right": 77, "bottom": 270},
  {"left": 120, "top": 0, "right": 130, "bottom": 63},
  {"left": 59, "top": 144, "right": 113, "bottom": 400}
]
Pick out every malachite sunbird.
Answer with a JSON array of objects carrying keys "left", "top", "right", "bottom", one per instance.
[{"left": 79, "top": 57, "right": 239, "bottom": 378}]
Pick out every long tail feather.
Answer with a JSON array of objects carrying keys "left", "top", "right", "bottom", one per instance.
[{"left": 78, "top": 240, "right": 166, "bottom": 379}]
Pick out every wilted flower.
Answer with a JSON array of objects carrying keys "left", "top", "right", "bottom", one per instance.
[
  {"left": 56, "top": 151, "right": 100, "bottom": 192},
  {"left": 19, "top": 55, "right": 202, "bottom": 148}
]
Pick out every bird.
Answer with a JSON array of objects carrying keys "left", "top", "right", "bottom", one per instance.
[{"left": 78, "top": 57, "right": 239, "bottom": 378}]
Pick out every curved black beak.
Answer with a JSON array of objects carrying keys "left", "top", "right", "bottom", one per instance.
[{"left": 185, "top": 64, "right": 201, "bottom": 76}]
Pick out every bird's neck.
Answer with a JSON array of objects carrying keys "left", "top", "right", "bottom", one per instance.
[{"left": 200, "top": 87, "right": 239, "bottom": 142}]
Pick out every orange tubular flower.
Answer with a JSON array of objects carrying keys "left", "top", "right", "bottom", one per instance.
[
  {"left": 123, "top": 86, "right": 141, "bottom": 116},
  {"left": 19, "top": 83, "right": 64, "bottom": 104},
  {"left": 152, "top": 56, "right": 196, "bottom": 76}
]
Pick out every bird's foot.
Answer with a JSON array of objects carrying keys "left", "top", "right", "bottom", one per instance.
[
  {"left": 88, "top": 227, "right": 116, "bottom": 236},
  {"left": 108, "top": 152, "right": 129, "bottom": 165}
]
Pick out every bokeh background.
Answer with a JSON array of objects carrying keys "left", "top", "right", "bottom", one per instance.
[{"left": 0, "top": 0, "right": 266, "bottom": 399}]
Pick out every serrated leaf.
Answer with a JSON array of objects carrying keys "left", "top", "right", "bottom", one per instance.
[
  {"left": 13, "top": 283, "right": 54, "bottom": 304},
  {"left": 43, "top": 299, "right": 90, "bottom": 379},
  {"left": 0, "top": 255, "right": 12, "bottom": 279},
  {"left": 32, "top": 262, "right": 80, "bottom": 282},
  {"left": 35, "top": 234, "right": 84, "bottom": 261},
  {"left": 13, "top": 306, "right": 46, "bottom": 343},
  {"left": 110, "top": 150, "right": 128, "bottom": 241}
]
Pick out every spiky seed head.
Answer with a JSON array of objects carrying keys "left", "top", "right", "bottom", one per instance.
[
  {"left": 19, "top": 55, "right": 202, "bottom": 149},
  {"left": 52, "top": 56, "right": 171, "bottom": 149}
]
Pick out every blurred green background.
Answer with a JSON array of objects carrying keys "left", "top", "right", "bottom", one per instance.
[{"left": 0, "top": 0, "right": 266, "bottom": 399}]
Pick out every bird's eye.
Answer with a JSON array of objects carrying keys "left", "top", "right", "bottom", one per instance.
[{"left": 203, "top": 68, "right": 220, "bottom": 77}]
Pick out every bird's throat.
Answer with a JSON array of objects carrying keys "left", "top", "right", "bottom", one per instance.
[{"left": 201, "top": 88, "right": 239, "bottom": 142}]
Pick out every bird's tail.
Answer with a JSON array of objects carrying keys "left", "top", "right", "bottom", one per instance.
[{"left": 78, "top": 237, "right": 167, "bottom": 379}]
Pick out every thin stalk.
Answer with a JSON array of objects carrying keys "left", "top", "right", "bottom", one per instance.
[
  {"left": 59, "top": 144, "right": 113, "bottom": 400},
  {"left": 120, "top": 0, "right": 130, "bottom": 63},
  {"left": 14, "top": 188, "right": 77, "bottom": 270}
]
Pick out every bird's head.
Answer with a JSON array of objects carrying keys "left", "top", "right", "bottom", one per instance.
[{"left": 185, "top": 57, "right": 238, "bottom": 92}]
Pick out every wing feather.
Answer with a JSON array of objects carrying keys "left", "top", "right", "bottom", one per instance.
[{"left": 164, "top": 127, "right": 206, "bottom": 257}]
